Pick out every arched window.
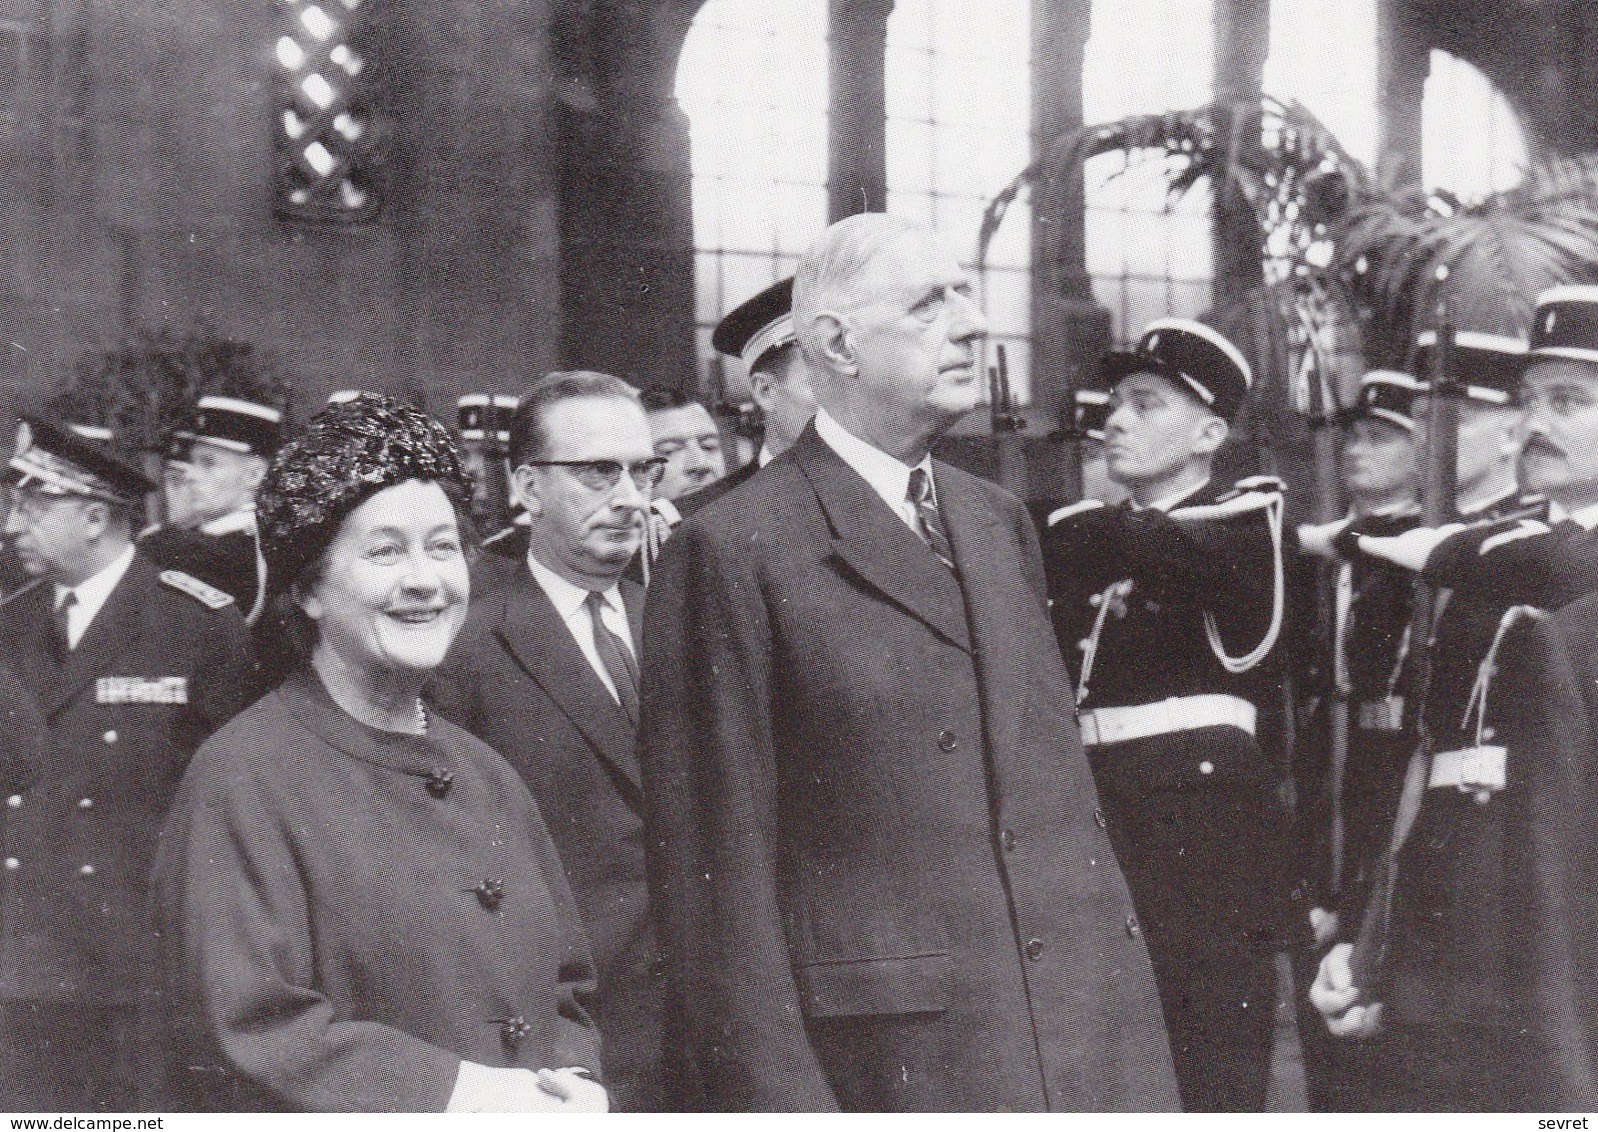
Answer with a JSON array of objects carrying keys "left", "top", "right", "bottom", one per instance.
[
  {"left": 1082, "top": 0, "right": 1215, "bottom": 345},
  {"left": 1423, "top": 50, "right": 1527, "bottom": 200},
  {"left": 1262, "top": 0, "right": 1378, "bottom": 167},
  {"left": 675, "top": 1, "right": 829, "bottom": 396},
  {"left": 885, "top": 0, "right": 1032, "bottom": 402},
  {"left": 272, "top": 0, "right": 379, "bottom": 222}
]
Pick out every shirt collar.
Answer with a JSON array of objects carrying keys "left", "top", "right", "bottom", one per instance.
[
  {"left": 525, "top": 550, "right": 624, "bottom": 619},
  {"left": 57, "top": 542, "right": 135, "bottom": 614},
  {"left": 813, "top": 407, "right": 933, "bottom": 515},
  {"left": 757, "top": 445, "right": 775, "bottom": 468},
  {"left": 1550, "top": 500, "right": 1598, "bottom": 530},
  {"left": 199, "top": 505, "right": 257, "bottom": 537}
]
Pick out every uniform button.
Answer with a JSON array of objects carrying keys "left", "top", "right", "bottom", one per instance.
[
  {"left": 1076, "top": 638, "right": 1090, "bottom": 652},
  {"left": 937, "top": 730, "right": 958, "bottom": 752},
  {"left": 1481, "top": 726, "right": 1496, "bottom": 741},
  {"left": 1094, "top": 806, "right": 1107, "bottom": 829},
  {"left": 475, "top": 880, "right": 505, "bottom": 911},
  {"left": 3, "top": 857, "right": 18, "bottom": 870},
  {"left": 425, "top": 768, "right": 454, "bottom": 799},
  {"left": 1088, "top": 593, "right": 1103, "bottom": 607},
  {"left": 102, "top": 730, "right": 117, "bottom": 744},
  {"left": 77, "top": 797, "right": 93, "bottom": 810},
  {"left": 1199, "top": 760, "right": 1215, "bottom": 775},
  {"left": 78, "top": 864, "right": 95, "bottom": 877},
  {"left": 1000, "top": 829, "right": 1017, "bottom": 852},
  {"left": 5, "top": 795, "right": 20, "bottom": 809},
  {"left": 1025, "top": 937, "right": 1044, "bottom": 960},
  {"left": 1125, "top": 914, "right": 1141, "bottom": 938},
  {"left": 500, "top": 1015, "right": 532, "bottom": 1048}
]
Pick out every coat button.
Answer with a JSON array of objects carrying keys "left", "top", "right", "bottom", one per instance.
[
  {"left": 1094, "top": 806, "right": 1107, "bottom": 829},
  {"left": 102, "top": 730, "right": 116, "bottom": 744},
  {"left": 475, "top": 880, "right": 505, "bottom": 911},
  {"left": 78, "top": 864, "right": 95, "bottom": 877},
  {"left": 937, "top": 730, "right": 958, "bottom": 752},
  {"left": 5, "top": 795, "right": 19, "bottom": 809},
  {"left": 425, "top": 768, "right": 454, "bottom": 799},
  {"left": 499, "top": 1015, "right": 532, "bottom": 1048},
  {"left": 1025, "top": 937, "right": 1044, "bottom": 960},
  {"left": 1125, "top": 914, "right": 1141, "bottom": 938},
  {"left": 77, "top": 797, "right": 93, "bottom": 810},
  {"left": 1199, "top": 760, "right": 1215, "bottom": 775},
  {"left": 1000, "top": 829, "right": 1017, "bottom": 852},
  {"left": 3, "top": 857, "right": 17, "bottom": 870}
]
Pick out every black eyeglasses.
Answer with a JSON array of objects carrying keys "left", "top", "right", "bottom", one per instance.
[{"left": 523, "top": 457, "right": 669, "bottom": 493}]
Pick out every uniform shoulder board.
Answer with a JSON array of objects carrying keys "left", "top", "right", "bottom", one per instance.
[
  {"left": 1478, "top": 519, "right": 1550, "bottom": 557},
  {"left": 159, "top": 569, "right": 235, "bottom": 609},
  {"left": 1220, "top": 475, "right": 1287, "bottom": 502},
  {"left": 1047, "top": 498, "right": 1107, "bottom": 527}
]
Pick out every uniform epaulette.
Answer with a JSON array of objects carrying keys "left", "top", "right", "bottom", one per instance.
[
  {"left": 1217, "top": 475, "right": 1286, "bottom": 503},
  {"left": 159, "top": 569, "right": 235, "bottom": 609},
  {"left": 1047, "top": 498, "right": 1107, "bottom": 527},
  {"left": 1478, "top": 519, "right": 1551, "bottom": 556}
]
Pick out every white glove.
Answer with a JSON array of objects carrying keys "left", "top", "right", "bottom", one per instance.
[
  {"left": 1309, "top": 941, "right": 1384, "bottom": 1039},
  {"left": 1308, "top": 906, "right": 1341, "bottom": 947},
  {"left": 1356, "top": 522, "right": 1465, "bottom": 572},
  {"left": 1297, "top": 518, "right": 1352, "bottom": 560}
]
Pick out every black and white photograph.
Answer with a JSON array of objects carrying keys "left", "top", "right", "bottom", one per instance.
[{"left": 2, "top": 0, "right": 1598, "bottom": 1117}]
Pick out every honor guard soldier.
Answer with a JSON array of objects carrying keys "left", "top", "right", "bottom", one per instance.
[
  {"left": 0, "top": 416, "right": 256, "bottom": 1110},
  {"left": 1313, "top": 290, "right": 1598, "bottom": 1109},
  {"left": 1044, "top": 318, "right": 1289, "bottom": 1112},
  {"left": 138, "top": 394, "right": 282, "bottom": 624},
  {"left": 679, "top": 276, "right": 818, "bottom": 518}
]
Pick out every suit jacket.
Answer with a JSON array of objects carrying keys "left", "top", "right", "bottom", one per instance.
[
  {"left": 639, "top": 424, "right": 1178, "bottom": 1112},
  {"left": 0, "top": 553, "right": 256, "bottom": 1006},
  {"left": 430, "top": 556, "right": 676, "bottom": 1111}
]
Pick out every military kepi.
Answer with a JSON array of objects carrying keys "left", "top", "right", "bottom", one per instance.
[
  {"left": 712, "top": 277, "right": 795, "bottom": 374},
  {"left": 1349, "top": 369, "right": 1424, "bottom": 431},
  {"left": 176, "top": 395, "right": 283, "bottom": 456},
  {"left": 1528, "top": 285, "right": 1598, "bottom": 366},
  {"left": 7, "top": 415, "right": 154, "bottom": 505},
  {"left": 1414, "top": 330, "right": 1526, "bottom": 405},
  {"left": 1098, "top": 317, "right": 1253, "bottom": 420}
]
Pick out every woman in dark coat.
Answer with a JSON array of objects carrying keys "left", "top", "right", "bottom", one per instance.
[{"left": 151, "top": 395, "right": 605, "bottom": 1112}]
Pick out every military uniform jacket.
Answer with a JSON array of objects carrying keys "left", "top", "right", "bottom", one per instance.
[
  {"left": 1381, "top": 517, "right": 1598, "bottom": 1034},
  {"left": 152, "top": 670, "right": 602, "bottom": 1111},
  {"left": 431, "top": 559, "right": 678, "bottom": 1111},
  {"left": 640, "top": 424, "right": 1178, "bottom": 1112},
  {"left": 139, "top": 520, "right": 264, "bottom": 622},
  {"left": 0, "top": 553, "right": 255, "bottom": 1005}
]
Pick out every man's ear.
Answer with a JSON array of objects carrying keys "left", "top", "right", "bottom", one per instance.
[
  {"left": 79, "top": 499, "right": 112, "bottom": 541},
  {"left": 1194, "top": 414, "right": 1230, "bottom": 457},
  {"left": 812, "top": 312, "right": 856, "bottom": 376},
  {"left": 242, "top": 455, "right": 269, "bottom": 492},
  {"left": 510, "top": 464, "right": 544, "bottom": 518},
  {"left": 748, "top": 368, "right": 777, "bottom": 415}
]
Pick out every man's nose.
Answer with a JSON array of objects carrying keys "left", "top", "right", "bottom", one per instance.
[
  {"left": 948, "top": 290, "right": 989, "bottom": 342},
  {"left": 3, "top": 505, "right": 27, "bottom": 537}
]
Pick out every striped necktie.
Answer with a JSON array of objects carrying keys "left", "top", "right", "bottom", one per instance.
[
  {"left": 586, "top": 590, "right": 640, "bottom": 724},
  {"left": 908, "top": 467, "right": 956, "bottom": 571}
]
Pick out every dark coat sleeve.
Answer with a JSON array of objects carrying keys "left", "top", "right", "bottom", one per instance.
[{"left": 638, "top": 517, "right": 840, "bottom": 1112}]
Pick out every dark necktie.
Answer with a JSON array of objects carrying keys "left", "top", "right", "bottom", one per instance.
[
  {"left": 907, "top": 467, "right": 956, "bottom": 571},
  {"left": 586, "top": 590, "right": 640, "bottom": 724},
  {"left": 53, "top": 590, "right": 76, "bottom": 661}
]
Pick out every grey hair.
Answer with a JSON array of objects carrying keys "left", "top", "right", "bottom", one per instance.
[{"left": 793, "top": 213, "right": 926, "bottom": 368}]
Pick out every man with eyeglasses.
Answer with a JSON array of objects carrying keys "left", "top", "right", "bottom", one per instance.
[
  {"left": 431, "top": 371, "right": 681, "bottom": 1111},
  {"left": 0, "top": 415, "right": 255, "bottom": 1110}
]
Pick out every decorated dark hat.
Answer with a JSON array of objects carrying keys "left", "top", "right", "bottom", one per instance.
[
  {"left": 256, "top": 394, "right": 473, "bottom": 595},
  {"left": 6, "top": 415, "right": 154, "bottom": 506},
  {"left": 1413, "top": 330, "right": 1526, "bottom": 405},
  {"left": 457, "top": 394, "right": 520, "bottom": 445},
  {"left": 1528, "top": 286, "right": 1598, "bottom": 367},
  {"left": 1347, "top": 370, "right": 1424, "bottom": 431},
  {"left": 1097, "top": 317, "right": 1253, "bottom": 420},
  {"left": 1072, "top": 388, "right": 1113, "bottom": 442},
  {"left": 174, "top": 395, "right": 284, "bottom": 457},
  {"left": 712, "top": 277, "right": 795, "bottom": 374}
]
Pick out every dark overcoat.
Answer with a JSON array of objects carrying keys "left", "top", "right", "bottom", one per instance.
[
  {"left": 639, "top": 424, "right": 1178, "bottom": 1112},
  {"left": 152, "top": 670, "right": 602, "bottom": 1111},
  {"left": 431, "top": 559, "right": 678, "bottom": 1111}
]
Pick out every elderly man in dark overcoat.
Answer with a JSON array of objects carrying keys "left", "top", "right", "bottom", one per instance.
[{"left": 639, "top": 212, "right": 1178, "bottom": 1112}]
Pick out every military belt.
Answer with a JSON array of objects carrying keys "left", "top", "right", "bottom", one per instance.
[{"left": 1079, "top": 693, "right": 1256, "bottom": 747}]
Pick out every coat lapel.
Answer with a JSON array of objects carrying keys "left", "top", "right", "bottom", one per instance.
[
  {"left": 494, "top": 573, "right": 643, "bottom": 794},
  {"left": 938, "top": 467, "right": 1027, "bottom": 761},
  {"left": 40, "top": 555, "right": 155, "bottom": 719}
]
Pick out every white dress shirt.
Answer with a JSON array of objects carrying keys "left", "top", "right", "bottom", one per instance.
[
  {"left": 199, "top": 505, "right": 258, "bottom": 537},
  {"left": 54, "top": 543, "right": 135, "bottom": 650},
  {"left": 813, "top": 407, "right": 936, "bottom": 534},
  {"left": 526, "top": 552, "right": 635, "bottom": 706}
]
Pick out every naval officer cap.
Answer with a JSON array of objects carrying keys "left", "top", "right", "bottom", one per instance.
[
  {"left": 1346, "top": 370, "right": 1424, "bottom": 431},
  {"left": 1097, "top": 317, "right": 1253, "bottom": 421},
  {"left": 1072, "top": 388, "right": 1113, "bottom": 442},
  {"left": 1528, "top": 285, "right": 1598, "bottom": 367},
  {"left": 712, "top": 277, "right": 795, "bottom": 375},
  {"left": 6, "top": 415, "right": 155, "bottom": 507},
  {"left": 1413, "top": 330, "right": 1526, "bottom": 406},
  {"left": 174, "top": 394, "right": 284, "bottom": 457}
]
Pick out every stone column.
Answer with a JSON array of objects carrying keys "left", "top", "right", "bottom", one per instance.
[
  {"left": 1376, "top": 0, "right": 1428, "bottom": 188},
  {"left": 1211, "top": 0, "right": 1269, "bottom": 307},
  {"left": 828, "top": 0, "right": 893, "bottom": 220}
]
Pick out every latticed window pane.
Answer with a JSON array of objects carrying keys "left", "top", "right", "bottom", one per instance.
[{"left": 273, "top": 0, "right": 379, "bottom": 223}]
